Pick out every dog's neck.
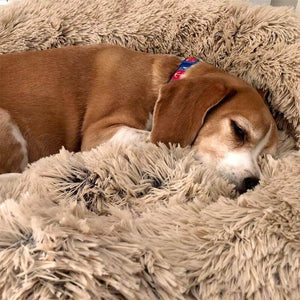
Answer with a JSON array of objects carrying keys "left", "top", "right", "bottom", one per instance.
[{"left": 151, "top": 54, "right": 182, "bottom": 95}]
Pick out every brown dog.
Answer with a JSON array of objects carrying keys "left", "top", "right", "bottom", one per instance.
[{"left": 0, "top": 44, "right": 278, "bottom": 192}]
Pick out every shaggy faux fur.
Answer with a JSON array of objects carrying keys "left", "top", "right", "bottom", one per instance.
[{"left": 0, "top": 0, "right": 299, "bottom": 299}]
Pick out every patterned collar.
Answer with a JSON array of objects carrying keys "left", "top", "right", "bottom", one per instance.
[{"left": 169, "top": 57, "right": 201, "bottom": 82}]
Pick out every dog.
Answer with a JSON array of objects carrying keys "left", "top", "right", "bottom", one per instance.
[{"left": 0, "top": 44, "right": 278, "bottom": 193}]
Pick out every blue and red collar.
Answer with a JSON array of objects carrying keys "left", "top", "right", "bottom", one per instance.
[{"left": 169, "top": 57, "right": 201, "bottom": 82}]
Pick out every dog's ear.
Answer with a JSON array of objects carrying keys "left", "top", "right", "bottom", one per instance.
[{"left": 150, "top": 75, "right": 235, "bottom": 147}]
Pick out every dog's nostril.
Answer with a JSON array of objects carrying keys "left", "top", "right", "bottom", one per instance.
[{"left": 243, "top": 177, "right": 260, "bottom": 191}]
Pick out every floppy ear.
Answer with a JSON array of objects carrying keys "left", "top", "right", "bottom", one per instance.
[{"left": 150, "top": 75, "right": 235, "bottom": 147}]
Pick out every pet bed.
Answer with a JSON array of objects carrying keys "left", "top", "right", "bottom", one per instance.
[{"left": 0, "top": 0, "right": 299, "bottom": 299}]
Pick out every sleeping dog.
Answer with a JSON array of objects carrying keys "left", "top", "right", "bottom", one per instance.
[{"left": 0, "top": 44, "right": 278, "bottom": 193}]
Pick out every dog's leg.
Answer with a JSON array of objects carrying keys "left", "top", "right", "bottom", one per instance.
[{"left": 81, "top": 122, "right": 150, "bottom": 151}]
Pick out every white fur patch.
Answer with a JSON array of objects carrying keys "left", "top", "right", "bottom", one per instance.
[
  {"left": 220, "top": 151, "right": 260, "bottom": 180},
  {"left": 11, "top": 123, "right": 28, "bottom": 170},
  {"left": 145, "top": 113, "right": 153, "bottom": 131},
  {"left": 110, "top": 126, "right": 150, "bottom": 145}
]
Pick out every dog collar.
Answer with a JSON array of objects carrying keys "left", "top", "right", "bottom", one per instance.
[{"left": 169, "top": 57, "right": 201, "bottom": 82}]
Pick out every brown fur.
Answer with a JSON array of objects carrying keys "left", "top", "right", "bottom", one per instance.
[
  {"left": 0, "top": 45, "right": 180, "bottom": 165},
  {"left": 0, "top": 44, "right": 277, "bottom": 176},
  {"left": 151, "top": 71, "right": 235, "bottom": 146}
]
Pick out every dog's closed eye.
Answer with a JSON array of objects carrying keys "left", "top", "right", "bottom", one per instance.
[{"left": 231, "top": 120, "right": 246, "bottom": 144}]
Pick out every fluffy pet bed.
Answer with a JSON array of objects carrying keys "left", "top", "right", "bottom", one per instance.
[{"left": 0, "top": 0, "right": 299, "bottom": 299}]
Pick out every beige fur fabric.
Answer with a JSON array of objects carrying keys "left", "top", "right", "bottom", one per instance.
[{"left": 0, "top": 0, "right": 299, "bottom": 299}]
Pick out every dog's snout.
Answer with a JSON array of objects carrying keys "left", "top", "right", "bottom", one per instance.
[{"left": 239, "top": 177, "right": 260, "bottom": 193}]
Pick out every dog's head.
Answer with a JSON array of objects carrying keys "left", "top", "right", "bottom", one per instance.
[{"left": 150, "top": 64, "right": 278, "bottom": 193}]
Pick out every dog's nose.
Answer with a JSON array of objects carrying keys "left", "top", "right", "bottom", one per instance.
[{"left": 242, "top": 177, "right": 260, "bottom": 192}]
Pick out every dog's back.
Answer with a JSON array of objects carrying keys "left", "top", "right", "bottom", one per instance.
[{"left": 0, "top": 45, "right": 104, "bottom": 164}]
